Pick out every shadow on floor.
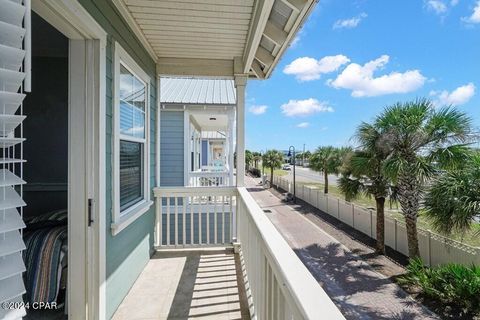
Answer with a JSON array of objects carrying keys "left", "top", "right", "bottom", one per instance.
[
  {"left": 294, "top": 242, "right": 425, "bottom": 320},
  {"left": 265, "top": 183, "right": 410, "bottom": 269},
  {"left": 166, "top": 249, "right": 250, "bottom": 320},
  {"left": 113, "top": 249, "right": 250, "bottom": 320}
]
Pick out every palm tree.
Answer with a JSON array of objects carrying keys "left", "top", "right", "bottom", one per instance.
[
  {"left": 252, "top": 152, "right": 262, "bottom": 169},
  {"left": 304, "top": 150, "right": 312, "bottom": 160},
  {"left": 245, "top": 150, "right": 253, "bottom": 170},
  {"left": 424, "top": 153, "right": 480, "bottom": 235},
  {"left": 296, "top": 150, "right": 312, "bottom": 166},
  {"left": 262, "top": 150, "right": 284, "bottom": 188},
  {"left": 338, "top": 123, "right": 392, "bottom": 254},
  {"left": 375, "top": 99, "right": 473, "bottom": 258},
  {"left": 310, "top": 146, "right": 342, "bottom": 194}
]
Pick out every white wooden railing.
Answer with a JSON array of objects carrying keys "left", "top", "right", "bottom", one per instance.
[
  {"left": 188, "top": 170, "right": 230, "bottom": 187},
  {"left": 236, "top": 187, "right": 344, "bottom": 320},
  {"left": 153, "top": 186, "right": 345, "bottom": 320},
  {"left": 154, "top": 187, "right": 236, "bottom": 247}
]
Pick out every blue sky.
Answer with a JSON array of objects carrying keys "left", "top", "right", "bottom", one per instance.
[{"left": 245, "top": 0, "right": 480, "bottom": 152}]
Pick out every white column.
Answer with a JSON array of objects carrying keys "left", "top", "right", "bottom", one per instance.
[
  {"left": 184, "top": 111, "right": 190, "bottom": 186},
  {"left": 235, "top": 75, "right": 247, "bottom": 186},
  {"left": 228, "top": 111, "right": 235, "bottom": 185}
]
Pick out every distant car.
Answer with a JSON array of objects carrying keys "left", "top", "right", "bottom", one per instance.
[{"left": 282, "top": 164, "right": 291, "bottom": 170}]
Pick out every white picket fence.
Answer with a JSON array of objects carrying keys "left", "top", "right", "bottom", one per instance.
[{"left": 274, "top": 176, "right": 480, "bottom": 266}]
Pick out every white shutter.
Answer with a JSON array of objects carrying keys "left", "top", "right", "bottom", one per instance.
[{"left": 0, "top": 0, "right": 30, "bottom": 319}]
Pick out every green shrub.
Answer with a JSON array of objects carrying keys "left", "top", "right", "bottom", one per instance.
[
  {"left": 248, "top": 168, "right": 261, "bottom": 177},
  {"left": 398, "top": 258, "right": 480, "bottom": 314}
]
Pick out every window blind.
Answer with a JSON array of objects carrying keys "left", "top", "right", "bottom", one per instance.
[
  {"left": 119, "top": 140, "right": 143, "bottom": 211},
  {"left": 0, "top": 0, "right": 30, "bottom": 319}
]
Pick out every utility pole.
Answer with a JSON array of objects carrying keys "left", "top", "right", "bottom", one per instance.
[
  {"left": 302, "top": 144, "right": 305, "bottom": 166},
  {"left": 288, "top": 146, "right": 296, "bottom": 203}
]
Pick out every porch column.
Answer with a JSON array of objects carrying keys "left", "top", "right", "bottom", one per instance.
[
  {"left": 235, "top": 75, "right": 247, "bottom": 186},
  {"left": 228, "top": 111, "right": 235, "bottom": 185}
]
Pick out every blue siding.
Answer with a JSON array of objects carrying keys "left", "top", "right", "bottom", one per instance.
[
  {"left": 160, "top": 111, "right": 184, "bottom": 186},
  {"left": 78, "top": 1, "right": 157, "bottom": 318}
]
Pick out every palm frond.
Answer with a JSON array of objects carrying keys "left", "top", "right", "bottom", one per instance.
[
  {"left": 338, "top": 176, "right": 364, "bottom": 201},
  {"left": 424, "top": 163, "right": 480, "bottom": 234},
  {"left": 262, "top": 150, "right": 284, "bottom": 170},
  {"left": 427, "top": 144, "right": 472, "bottom": 171},
  {"left": 425, "top": 106, "right": 473, "bottom": 146}
]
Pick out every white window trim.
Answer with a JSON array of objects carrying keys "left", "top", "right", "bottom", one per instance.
[{"left": 111, "top": 42, "right": 152, "bottom": 236}]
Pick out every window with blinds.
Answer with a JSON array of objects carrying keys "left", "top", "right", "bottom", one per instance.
[
  {"left": 0, "top": 0, "right": 30, "bottom": 319},
  {"left": 112, "top": 42, "right": 151, "bottom": 234},
  {"left": 119, "top": 140, "right": 143, "bottom": 211},
  {"left": 118, "top": 63, "right": 147, "bottom": 215}
]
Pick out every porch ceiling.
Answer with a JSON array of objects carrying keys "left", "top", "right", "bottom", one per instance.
[
  {"left": 113, "top": 0, "right": 317, "bottom": 79},
  {"left": 192, "top": 113, "right": 229, "bottom": 131}
]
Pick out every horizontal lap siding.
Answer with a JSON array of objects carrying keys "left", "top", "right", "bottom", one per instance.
[
  {"left": 160, "top": 111, "right": 184, "bottom": 186},
  {"left": 78, "top": 1, "right": 157, "bottom": 318}
]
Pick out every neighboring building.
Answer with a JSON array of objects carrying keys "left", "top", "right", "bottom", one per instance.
[
  {"left": 159, "top": 77, "right": 235, "bottom": 187},
  {"left": 0, "top": 1, "right": 344, "bottom": 320}
]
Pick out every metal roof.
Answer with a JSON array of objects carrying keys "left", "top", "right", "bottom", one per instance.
[{"left": 160, "top": 78, "right": 236, "bottom": 105}]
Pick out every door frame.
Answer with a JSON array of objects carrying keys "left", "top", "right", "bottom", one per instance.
[{"left": 31, "top": 1, "right": 107, "bottom": 319}]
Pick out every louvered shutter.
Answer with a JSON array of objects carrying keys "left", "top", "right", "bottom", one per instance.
[{"left": 0, "top": 0, "right": 30, "bottom": 319}]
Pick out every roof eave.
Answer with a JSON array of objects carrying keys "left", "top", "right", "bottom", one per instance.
[{"left": 112, "top": 0, "right": 318, "bottom": 80}]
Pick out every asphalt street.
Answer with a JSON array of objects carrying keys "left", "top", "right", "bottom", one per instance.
[{"left": 282, "top": 166, "right": 339, "bottom": 186}]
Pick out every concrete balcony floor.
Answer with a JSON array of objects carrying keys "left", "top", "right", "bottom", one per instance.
[{"left": 112, "top": 249, "right": 251, "bottom": 320}]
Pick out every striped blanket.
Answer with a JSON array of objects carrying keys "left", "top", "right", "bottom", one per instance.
[{"left": 23, "top": 210, "right": 68, "bottom": 304}]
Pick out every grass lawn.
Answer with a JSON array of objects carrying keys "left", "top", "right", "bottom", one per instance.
[
  {"left": 293, "top": 180, "right": 480, "bottom": 248},
  {"left": 274, "top": 169, "right": 289, "bottom": 177},
  {"left": 258, "top": 168, "right": 289, "bottom": 177}
]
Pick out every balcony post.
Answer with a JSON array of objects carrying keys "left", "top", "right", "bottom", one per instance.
[
  {"left": 228, "top": 112, "right": 235, "bottom": 186},
  {"left": 235, "top": 75, "right": 247, "bottom": 187}
]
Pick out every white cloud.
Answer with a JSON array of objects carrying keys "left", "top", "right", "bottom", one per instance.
[
  {"left": 462, "top": 1, "right": 480, "bottom": 23},
  {"left": 290, "top": 29, "right": 304, "bottom": 48},
  {"left": 283, "top": 55, "right": 350, "bottom": 82},
  {"left": 432, "top": 83, "right": 476, "bottom": 105},
  {"left": 281, "top": 98, "right": 334, "bottom": 117},
  {"left": 290, "top": 36, "right": 301, "bottom": 47},
  {"left": 328, "top": 55, "right": 426, "bottom": 97},
  {"left": 450, "top": 0, "right": 459, "bottom": 6},
  {"left": 296, "top": 122, "right": 310, "bottom": 128},
  {"left": 333, "top": 13, "right": 367, "bottom": 29},
  {"left": 426, "top": 0, "right": 448, "bottom": 14},
  {"left": 248, "top": 105, "right": 268, "bottom": 115}
]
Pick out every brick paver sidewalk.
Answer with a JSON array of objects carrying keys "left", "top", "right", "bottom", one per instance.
[{"left": 245, "top": 176, "right": 438, "bottom": 320}]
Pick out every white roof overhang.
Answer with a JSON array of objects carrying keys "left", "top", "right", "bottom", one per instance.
[{"left": 112, "top": 0, "right": 317, "bottom": 79}]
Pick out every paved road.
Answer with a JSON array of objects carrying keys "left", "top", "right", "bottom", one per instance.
[
  {"left": 245, "top": 176, "right": 438, "bottom": 320},
  {"left": 282, "top": 166, "right": 339, "bottom": 186}
]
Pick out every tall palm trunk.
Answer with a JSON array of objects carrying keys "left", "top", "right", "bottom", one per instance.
[
  {"left": 405, "top": 216, "right": 420, "bottom": 257},
  {"left": 270, "top": 167, "right": 274, "bottom": 189},
  {"left": 375, "top": 197, "right": 386, "bottom": 254},
  {"left": 323, "top": 169, "right": 329, "bottom": 194},
  {"left": 397, "top": 172, "right": 421, "bottom": 258}
]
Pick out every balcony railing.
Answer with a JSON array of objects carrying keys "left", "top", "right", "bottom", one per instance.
[
  {"left": 153, "top": 186, "right": 344, "bottom": 320},
  {"left": 154, "top": 186, "right": 236, "bottom": 247},
  {"left": 188, "top": 170, "right": 230, "bottom": 187}
]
